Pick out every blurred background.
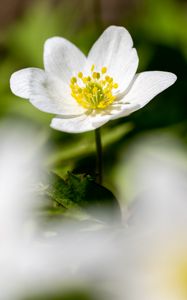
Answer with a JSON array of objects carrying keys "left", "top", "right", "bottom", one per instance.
[{"left": 0, "top": 1, "right": 187, "bottom": 299}]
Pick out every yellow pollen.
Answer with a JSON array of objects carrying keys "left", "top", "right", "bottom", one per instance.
[
  {"left": 96, "top": 72, "right": 100, "bottom": 79},
  {"left": 78, "top": 72, "right": 83, "bottom": 78},
  {"left": 92, "top": 72, "right": 98, "bottom": 79},
  {"left": 113, "top": 83, "right": 118, "bottom": 89},
  {"left": 93, "top": 87, "right": 98, "bottom": 93},
  {"left": 70, "top": 66, "right": 119, "bottom": 110},
  {"left": 101, "top": 67, "right": 107, "bottom": 74},
  {"left": 71, "top": 77, "right": 77, "bottom": 83},
  {"left": 91, "top": 64, "right": 95, "bottom": 72}
]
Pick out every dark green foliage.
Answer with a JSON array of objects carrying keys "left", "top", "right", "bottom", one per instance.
[
  {"left": 24, "top": 289, "right": 96, "bottom": 300},
  {"left": 46, "top": 172, "right": 121, "bottom": 223}
]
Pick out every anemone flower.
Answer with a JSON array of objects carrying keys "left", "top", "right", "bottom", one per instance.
[{"left": 10, "top": 26, "right": 176, "bottom": 133}]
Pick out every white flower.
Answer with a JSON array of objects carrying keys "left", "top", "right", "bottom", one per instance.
[{"left": 10, "top": 26, "right": 177, "bottom": 133}]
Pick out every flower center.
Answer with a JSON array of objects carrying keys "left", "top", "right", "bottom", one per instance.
[{"left": 70, "top": 65, "right": 118, "bottom": 110}]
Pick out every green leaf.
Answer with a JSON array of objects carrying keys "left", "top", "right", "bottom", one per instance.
[{"left": 45, "top": 173, "right": 121, "bottom": 224}]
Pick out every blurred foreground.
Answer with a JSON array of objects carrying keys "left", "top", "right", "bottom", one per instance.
[{"left": 1, "top": 124, "right": 187, "bottom": 300}]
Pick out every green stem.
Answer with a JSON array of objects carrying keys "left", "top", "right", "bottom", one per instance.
[{"left": 95, "top": 128, "right": 103, "bottom": 185}]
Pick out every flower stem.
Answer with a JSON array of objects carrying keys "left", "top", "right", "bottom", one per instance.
[{"left": 95, "top": 128, "right": 103, "bottom": 185}]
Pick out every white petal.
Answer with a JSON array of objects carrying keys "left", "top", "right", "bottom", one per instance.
[
  {"left": 10, "top": 68, "right": 85, "bottom": 115},
  {"left": 44, "top": 37, "right": 87, "bottom": 84},
  {"left": 87, "top": 26, "right": 139, "bottom": 92},
  {"left": 109, "top": 103, "right": 141, "bottom": 120},
  {"left": 10, "top": 67, "right": 41, "bottom": 99},
  {"left": 121, "top": 71, "right": 177, "bottom": 107},
  {"left": 50, "top": 113, "right": 111, "bottom": 133}
]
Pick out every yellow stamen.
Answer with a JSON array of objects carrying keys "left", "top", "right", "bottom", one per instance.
[
  {"left": 91, "top": 64, "right": 95, "bottom": 72},
  {"left": 93, "top": 87, "right": 98, "bottom": 93},
  {"left": 71, "top": 77, "right": 77, "bottom": 83},
  {"left": 113, "top": 83, "right": 118, "bottom": 89},
  {"left": 101, "top": 67, "right": 107, "bottom": 74},
  {"left": 92, "top": 72, "right": 98, "bottom": 79},
  {"left": 78, "top": 72, "right": 83, "bottom": 78},
  {"left": 70, "top": 66, "right": 118, "bottom": 110}
]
